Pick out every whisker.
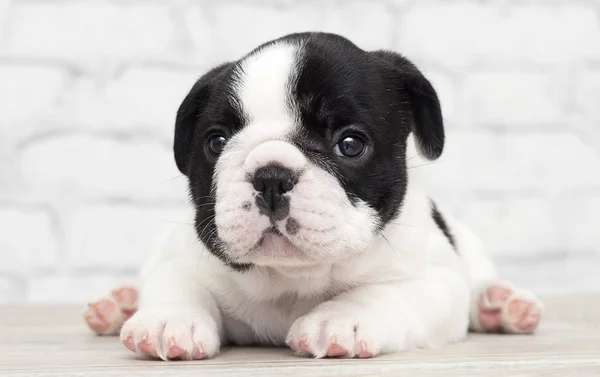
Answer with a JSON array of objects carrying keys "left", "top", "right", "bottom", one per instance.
[
  {"left": 387, "top": 222, "right": 419, "bottom": 228},
  {"left": 192, "top": 214, "right": 216, "bottom": 239},
  {"left": 406, "top": 153, "right": 423, "bottom": 162},
  {"left": 198, "top": 216, "right": 217, "bottom": 239},
  {"left": 155, "top": 175, "right": 186, "bottom": 185},
  {"left": 407, "top": 161, "right": 439, "bottom": 170},
  {"left": 380, "top": 234, "right": 402, "bottom": 261},
  {"left": 192, "top": 195, "right": 217, "bottom": 201},
  {"left": 205, "top": 227, "right": 219, "bottom": 241},
  {"left": 194, "top": 202, "right": 217, "bottom": 208}
]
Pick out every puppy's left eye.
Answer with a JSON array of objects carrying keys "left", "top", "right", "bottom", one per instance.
[
  {"left": 208, "top": 134, "right": 228, "bottom": 155},
  {"left": 334, "top": 136, "right": 366, "bottom": 157}
]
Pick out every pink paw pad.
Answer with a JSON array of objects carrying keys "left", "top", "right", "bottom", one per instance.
[
  {"left": 357, "top": 340, "right": 373, "bottom": 359},
  {"left": 298, "top": 339, "right": 313, "bottom": 355},
  {"left": 508, "top": 299, "right": 542, "bottom": 331},
  {"left": 326, "top": 338, "right": 347, "bottom": 357},
  {"left": 137, "top": 336, "right": 158, "bottom": 357},
  {"left": 166, "top": 345, "right": 186, "bottom": 359},
  {"left": 82, "top": 299, "right": 120, "bottom": 334},
  {"left": 111, "top": 286, "right": 138, "bottom": 312},
  {"left": 83, "top": 286, "right": 139, "bottom": 335},
  {"left": 477, "top": 284, "right": 542, "bottom": 334},
  {"left": 191, "top": 344, "right": 207, "bottom": 360},
  {"left": 122, "top": 332, "right": 135, "bottom": 352}
]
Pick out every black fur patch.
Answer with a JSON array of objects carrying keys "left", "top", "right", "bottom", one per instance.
[
  {"left": 289, "top": 32, "right": 443, "bottom": 227},
  {"left": 241, "top": 201, "right": 252, "bottom": 211},
  {"left": 431, "top": 200, "right": 456, "bottom": 251},
  {"left": 285, "top": 217, "right": 300, "bottom": 235}
]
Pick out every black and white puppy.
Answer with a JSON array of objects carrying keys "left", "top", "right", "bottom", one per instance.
[{"left": 84, "top": 33, "right": 543, "bottom": 360}]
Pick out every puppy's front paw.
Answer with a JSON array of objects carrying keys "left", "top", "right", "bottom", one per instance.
[
  {"left": 120, "top": 308, "right": 220, "bottom": 360},
  {"left": 286, "top": 304, "right": 389, "bottom": 359}
]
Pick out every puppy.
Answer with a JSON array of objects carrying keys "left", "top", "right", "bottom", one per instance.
[{"left": 83, "top": 32, "right": 542, "bottom": 360}]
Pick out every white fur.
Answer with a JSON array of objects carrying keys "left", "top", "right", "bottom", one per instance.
[{"left": 120, "top": 42, "right": 532, "bottom": 359}]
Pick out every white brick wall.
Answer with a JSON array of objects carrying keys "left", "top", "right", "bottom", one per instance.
[{"left": 0, "top": 0, "right": 598, "bottom": 302}]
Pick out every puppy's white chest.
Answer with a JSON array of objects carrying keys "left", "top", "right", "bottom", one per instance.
[{"left": 220, "top": 292, "right": 322, "bottom": 345}]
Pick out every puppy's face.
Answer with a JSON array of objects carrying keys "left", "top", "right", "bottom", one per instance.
[{"left": 174, "top": 33, "right": 443, "bottom": 269}]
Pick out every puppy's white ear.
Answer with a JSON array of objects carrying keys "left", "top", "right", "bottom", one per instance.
[
  {"left": 174, "top": 62, "right": 233, "bottom": 175},
  {"left": 371, "top": 50, "right": 444, "bottom": 160}
]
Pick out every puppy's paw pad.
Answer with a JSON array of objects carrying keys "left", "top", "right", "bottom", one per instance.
[
  {"left": 166, "top": 339, "right": 187, "bottom": 359},
  {"left": 111, "top": 286, "right": 138, "bottom": 312},
  {"left": 475, "top": 282, "right": 542, "bottom": 334},
  {"left": 357, "top": 341, "right": 374, "bottom": 359},
  {"left": 326, "top": 340, "right": 348, "bottom": 357},
  {"left": 137, "top": 335, "right": 158, "bottom": 357},
  {"left": 122, "top": 331, "right": 135, "bottom": 351},
  {"left": 503, "top": 297, "right": 542, "bottom": 333},
  {"left": 82, "top": 297, "right": 123, "bottom": 335},
  {"left": 485, "top": 285, "right": 512, "bottom": 308},
  {"left": 120, "top": 309, "right": 220, "bottom": 360}
]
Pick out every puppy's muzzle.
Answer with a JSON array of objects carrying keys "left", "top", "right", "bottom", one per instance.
[{"left": 253, "top": 164, "right": 295, "bottom": 221}]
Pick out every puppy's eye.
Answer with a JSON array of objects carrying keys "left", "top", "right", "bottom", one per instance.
[
  {"left": 208, "top": 134, "right": 227, "bottom": 155},
  {"left": 334, "top": 136, "right": 366, "bottom": 158}
]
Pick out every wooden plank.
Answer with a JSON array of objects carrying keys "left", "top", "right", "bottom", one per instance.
[{"left": 1, "top": 296, "right": 599, "bottom": 376}]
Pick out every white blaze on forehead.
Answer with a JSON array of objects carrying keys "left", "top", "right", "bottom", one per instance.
[
  {"left": 244, "top": 140, "right": 307, "bottom": 172},
  {"left": 233, "top": 42, "right": 299, "bottom": 137}
]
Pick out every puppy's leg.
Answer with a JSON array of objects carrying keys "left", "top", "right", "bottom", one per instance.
[
  {"left": 446, "top": 216, "right": 543, "bottom": 334},
  {"left": 286, "top": 267, "right": 470, "bottom": 358},
  {"left": 119, "top": 259, "right": 223, "bottom": 361},
  {"left": 82, "top": 286, "right": 138, "bottom": 335},
  {"left": 470, "top": 281, "right": 543, "bottom": 334}
]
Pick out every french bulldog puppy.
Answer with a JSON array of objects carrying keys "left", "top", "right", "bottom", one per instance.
[{"left": 83, "top": 33, "right": 542, "bottom": 360}]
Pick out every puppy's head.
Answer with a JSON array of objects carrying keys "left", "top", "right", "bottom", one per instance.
[{"left": 174, "top": 33, "right": 443, "bottom": 270}]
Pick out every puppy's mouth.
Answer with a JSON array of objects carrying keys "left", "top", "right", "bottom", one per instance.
[
  {"left": 245, "top": 226, "right": 307, "bottom": 260},
  {"left": 264, "top": 225, "right": 283, "bottom": 237}
]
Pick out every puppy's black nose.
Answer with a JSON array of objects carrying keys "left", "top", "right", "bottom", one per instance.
[{"left": 253, "top": 165, "right": 295, "bottom": 220}]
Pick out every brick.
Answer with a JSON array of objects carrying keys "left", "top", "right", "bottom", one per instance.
[
  {"left": 0, "top": 207, "right": 59, "bottom": 272},
  {"left": 66, "top": 205, "right": 189, "bottom": 269},
  {"left": 197, "top": 2, "right": 323, "bottom": 61},
  {"left": 461, "top": 197, "right": 555, "bottom": 257},
  {"left": 59, "top": 68, "right": 200, "bottom": 140},
  {"left": 397, "top": 3, "right": 600, "bottom": 66},
  {"left": 0, "top": 65, "right": 67, "bottom": 129},
  {"left": 424, "top": 131, "right": 600, "bottom": 192},
  {"left": 20, "top": 135, "right": 188, "bottom": 201},
  {"left": 27, "top": 273, "right": 136, "bottom": 302},
  {"left": 457, "top": 72, "right": 567, "bottom": 127},
  {"left": 320, "top": 1, "right": 394, "bottom": 50},
  {"left": 3, "top": 2, "right": 177, "bottom": 60}
]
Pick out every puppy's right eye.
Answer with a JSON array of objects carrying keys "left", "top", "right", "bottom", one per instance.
[{"left": 207, "top": 134, "right": 227, "bottom": 155}]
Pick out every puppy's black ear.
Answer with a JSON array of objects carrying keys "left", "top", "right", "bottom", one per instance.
[
  {"left": 371, "top": 50, "right": 444, "bottom": 160},
  {"left": 174, "top": 63, "right": 233, "bottom": 175}
]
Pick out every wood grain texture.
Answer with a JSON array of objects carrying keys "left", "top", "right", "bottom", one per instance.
[{"left": 1, "top": 296, "right": 599, "bottom": 376}]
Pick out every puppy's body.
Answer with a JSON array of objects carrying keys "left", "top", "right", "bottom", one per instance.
[
  {"left": 137, "top": 160, "right": 486, "bottom": 353},
  {"left": 84, "top": 33, "right": 542, "bottom": 359}
]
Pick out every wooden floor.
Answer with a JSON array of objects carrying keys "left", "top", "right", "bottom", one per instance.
[{"left": 1, "top": 296, "right": 599, "bottom": 376}]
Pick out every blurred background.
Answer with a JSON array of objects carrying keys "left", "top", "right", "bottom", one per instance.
[{"left": 0, "top": 0, "right": 599, "bottom": 303}]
